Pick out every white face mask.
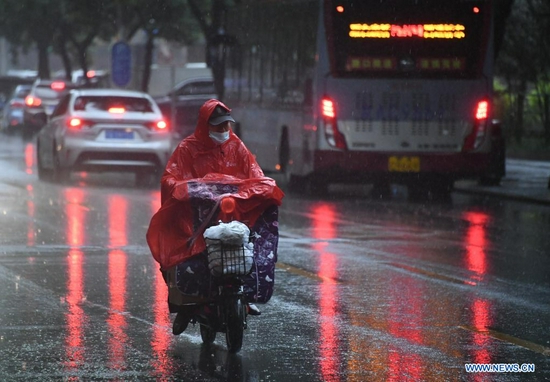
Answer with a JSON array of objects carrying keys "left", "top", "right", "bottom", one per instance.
[{"left": 209, "top": 131, "right": 230, "bottom": 144}]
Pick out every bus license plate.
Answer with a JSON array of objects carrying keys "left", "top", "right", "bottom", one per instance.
[
  {"left": 105, "top": 129, "right": 134, "bottom": 139},
  {"left": 388, "top": 156, "right": 420, "bottom": 172}
]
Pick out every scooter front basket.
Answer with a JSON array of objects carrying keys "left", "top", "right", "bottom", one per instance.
[{"left": 206, "top": 239, "right": 254, "bottom": 277}]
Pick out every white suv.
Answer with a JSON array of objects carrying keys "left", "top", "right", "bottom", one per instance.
[{"left": 36, "top": 88, "right": 172, "bottom": 187}]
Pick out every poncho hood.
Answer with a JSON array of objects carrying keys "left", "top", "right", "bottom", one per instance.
[{"left": 194, "top": 98, "right": 232, "bottom": 145}]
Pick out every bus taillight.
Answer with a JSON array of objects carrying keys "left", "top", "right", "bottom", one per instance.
[
  {"left": 476, "top": 100, "right": 488, "bottom": 120},
  {"left": 322, "top": 99, "right": 335, "bottom": 118},
  {"left": 463, "top": 100, "right": 489, "bottom": 151},
  {"left": 321, "top": 97, "right": 347, "bottom": 150}
]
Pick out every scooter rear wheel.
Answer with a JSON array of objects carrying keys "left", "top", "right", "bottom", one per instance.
[{"left": 225, "top": 297, "right": 245, "bottom": 353}]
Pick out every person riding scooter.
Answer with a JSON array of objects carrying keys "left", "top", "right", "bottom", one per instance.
[{"left": 146, "top": 99, "right": 284, "bottom": 335}]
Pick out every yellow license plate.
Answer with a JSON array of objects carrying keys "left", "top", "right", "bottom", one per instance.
[{"left": 388, "top": 156, "right": 420, "bottom": 172}]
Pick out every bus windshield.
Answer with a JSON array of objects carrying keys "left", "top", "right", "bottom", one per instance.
[{"left": 327, "top": 0, "right": 490, "bottom": 79}]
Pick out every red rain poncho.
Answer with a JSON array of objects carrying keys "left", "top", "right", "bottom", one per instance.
[{"left": 146, "top": 99, "right": 284, "bottom": 270}]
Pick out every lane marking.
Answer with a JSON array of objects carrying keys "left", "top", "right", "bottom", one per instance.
[
  {"left": 459, "top": 325, "right": 550, "bottom": 356},
  {"left": 277, "top": 262, "right": 339, "bottom": 283},
  {"left": 386, "top": 262, "right": 467, "bottom": 285}
]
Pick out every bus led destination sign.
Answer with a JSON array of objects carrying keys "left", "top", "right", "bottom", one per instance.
[{"left": 349, "top": 23, "right": 466, "bottom": 39}]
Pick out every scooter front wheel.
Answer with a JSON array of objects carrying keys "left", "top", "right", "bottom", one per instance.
[
  {"left": 225, "top": 297, "right": 246, "bottom": 353},
  {"left": 200, "top": 324, "right": 217, "bottom": 344}
]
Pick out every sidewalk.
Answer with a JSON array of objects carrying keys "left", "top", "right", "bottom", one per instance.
[{"left": 454, "top": 159, "right": 550, "bottom": 205}]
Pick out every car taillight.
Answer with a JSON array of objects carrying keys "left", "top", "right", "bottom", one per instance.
[
  {"left": 463, "top": 99, "right": 489, "bottom": 151},
  {"left": 51, "top": 81, "right": 66, "bottom": 91},
  {"left": 476, "top": 100, "right": 488, "bottom": 120},
  {"left": 108, "top": 107, "right": 125, "bottom": 114},
  {"left": 147, "top": 120, "right": 168, "bottom": 132},
  {"left": 67, "top": 117, "right": 94, "bottom": 130},
  {"left": 24, "top": 95, "right": 42, "bottom": 107},
  {"left": 321, "top": 96, "right": 347, "bottom": 149}
]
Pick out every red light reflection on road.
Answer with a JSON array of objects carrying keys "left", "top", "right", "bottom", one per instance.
[
  {"left": 463, "top": 212, "right": 489, "bottom": 283},
  {"left": 64, "top": 249, "right": 86, "bottom": 370},
  {"left": 107, "top": 195, "right": 129, "bottom": 370},
  {"left": 63, "top": 188, "right": 87, "bottom": 372},
  {"left": 149, "top": 191, "right": 172, "bottom": 373},
  {"left": 470, "top": 298, "right": 492, "bottom": 382},
  {"left": 26, "top": 185, "right": 35, "bottom": 246},
  {"left": 311, "top": 203, "right": 340, "bottom": 381},
  {"left": 387, "top": 276, "right": 424, "bottom": 381},
  {"left": 107, "top": 249, "right": 128, "bottom": 370},
  {"left": 109, "top": 195, "right": 128, "bottom": 248},
  {"left": 65, "top": 188, "right": 86, "bottom": 246},
  {"left": 151, "top": 268, "right": 172, "bottom": 372},
  {"left": 25, "top": 143, "right": 34, "bottom": 174},
  {"left": 464, "top": 212, "right": 493, "bottom": 376}
]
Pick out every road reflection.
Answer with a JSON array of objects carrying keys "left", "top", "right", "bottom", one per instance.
[
  {"left": 387, "top": 275, "right": 425, "bottom": 381},
  {"left": 107, "top": 195, "right": 129, "bottom": 370},
  {"left": 463, "top": 211, "right": 489, "bottom": 284},
  {"left": 25, "top": 143, "right": 36, "bottom": 245},
  {"left": 149, "top": 191, "right": 175, "bottom": 375},
  {"left": 26, "top": 184, "right": 35, "bottom": 246},
  {"left": 464, "top": 211, "right": 493, "bottom": 381},
  {"left": 311, "top": 202, "right": 341, "bottom": 382},
  {"left": 25, "top": 142, "right": 34, "bottom": 175},
  {"left": 63, "top": 188, "right": 88, "bottom": 374},
  {"left": 61, "top": 186, "right": 173, "bottom": 375}
]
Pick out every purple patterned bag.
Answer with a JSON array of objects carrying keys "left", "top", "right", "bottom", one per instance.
[{"left": 176, "top": 202, "right": 279, "bottom": 304}]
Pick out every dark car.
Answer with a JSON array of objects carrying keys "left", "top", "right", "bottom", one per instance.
[
  {"left": 1, "top": 84, "right": 32, "bottom": 135},
  {"left": 154, "top": 76, "right": 217, "bottom": 147},
  {"left": 0, "top": 75, "right": 36, "bottom": 111},
  {"left": 23, "top": 79, "right": 76, "bottom": 136},
  {"left": 155, "top": 96, "right": 212, "bottom": 147}
]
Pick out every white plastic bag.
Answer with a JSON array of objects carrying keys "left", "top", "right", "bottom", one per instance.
[
  {"left": 203, "top": 220, "right": 250, "bottom": 245},
  {"left": 204, "top": 221, "right": 253, "bottom": 276}
]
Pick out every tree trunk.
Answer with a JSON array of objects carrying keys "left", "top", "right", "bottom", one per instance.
[
  {"left": 76, "top": 46, "right": 90, "bottom": 87},
  {"left": 56, "top": 33, "right": 72, "bottom": 80},
  {"left": 141, "top": 33, "right": 154, "bottom": 93},
  {"left": 37, "top": 42, "right": 51, "bottom": 79},
  {"left": 57, "top": 23, "right": 73, "bottom": 81}
]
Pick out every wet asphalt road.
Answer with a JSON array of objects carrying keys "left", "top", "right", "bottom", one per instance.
[{"left": 0, "top": 136, "right": 549, "bottom": 381}]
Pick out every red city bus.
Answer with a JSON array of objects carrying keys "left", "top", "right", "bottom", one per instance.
[{"left": 225, "top": 0, "right": 505, "bottom": 196}]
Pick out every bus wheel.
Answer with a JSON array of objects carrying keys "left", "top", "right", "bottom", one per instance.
[
  {"left": 408, "top": 177, "right": 452, "bottom": 201},
  {"left": 478, "top": 175, "right": 501, "bottom": 186},
  {"left": 370, "top": 180, "right": 392, "bottom": 200},
  {"left": 479, "top": 121, "right": 505, "bottom": 186},
  {"left": 307, "top": 176, "right": 329, "bottom": 196},
  {"left": 430, "top": 177, "right": 454, "bottom": 200}
]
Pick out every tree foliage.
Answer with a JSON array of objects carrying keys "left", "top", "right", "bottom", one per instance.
[
  {"left": 0, "top": 0, "right": 62, "bottom": 78},
  {"left": 187, "top": 0, "right": 240, "bottom": 100},
  {"left": 0, "top": 0, "right": 201, "bottom": 91}
]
